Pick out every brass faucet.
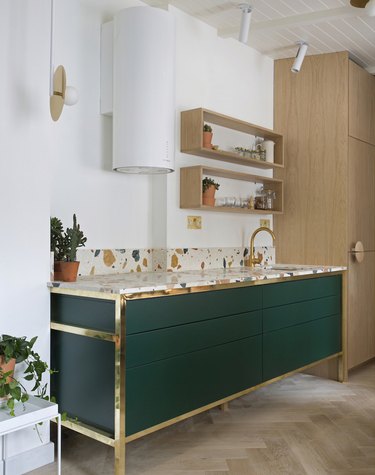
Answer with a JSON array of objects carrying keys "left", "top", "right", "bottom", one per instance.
[{"left": 248, "top": 226, "right": 276, "bottom": 267}]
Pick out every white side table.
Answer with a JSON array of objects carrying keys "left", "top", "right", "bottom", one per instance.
[{"left": 0, "top": 396, "right": 61, "bottom": 475}]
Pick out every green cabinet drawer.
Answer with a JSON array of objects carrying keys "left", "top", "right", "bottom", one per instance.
[
  {"left": 263, "top": 275, "right": 341, "bottom": 308},
  {"left": 126, "top": 286, "right": 262, "bottom": 334},
  {"left": 51, "top": 294, "right": 115, "bottom": 333},
  {"left": 126, "top": 335, "right": 262, "bottom": 436},
  {"left": 263, "top": 295, "right": 341, "bottom": 332},
  {"left": 127, "top": 310, "right": 261, "bottom": 368},
  {"left": 263, "top": 314, "right": 342, "bottom": 381}
]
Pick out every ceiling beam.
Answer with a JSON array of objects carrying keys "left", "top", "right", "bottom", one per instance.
[{"left": 219, "top": 6, "right": 367, "bottom": 37}]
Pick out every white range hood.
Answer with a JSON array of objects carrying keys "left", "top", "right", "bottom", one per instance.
[{"left": 101, "top": 7, "right": 176, "bottom": 174}]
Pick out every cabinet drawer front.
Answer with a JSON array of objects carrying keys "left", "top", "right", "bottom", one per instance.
[
  {"left": 51, "top": 294, "right": 115, "bottom": 333},
  {"left": 126, "top": 335, "right": 262, "bottom": 436},
  {"left": 263, "top": 275, "right": 341, "bottom": 308},
  {"left": 51, "top": 331, "right": 115, "bottom": 435},
  {"left": 126, "top": 286, "right": 262, "bottom": 334},
  {"left": 263, "top": 314, "right": 341, "bottom": 381},
  {"left": 263, "top": 295, "right": 340, "bottom": 332},
  {"left": 127, "top": 310, "right": 261, "bottom": 368}
]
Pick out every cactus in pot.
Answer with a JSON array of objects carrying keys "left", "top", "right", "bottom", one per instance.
[{"left": 51, "top": 214, "right": 87, "bottom": 282}]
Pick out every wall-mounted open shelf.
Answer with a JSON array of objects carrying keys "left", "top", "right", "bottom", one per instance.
[
  {"left": 180, "top": 166, "right": 284, "bottom": 215},
  {"left": 181, "top": 108, "right": 284, "bottom": 170}
]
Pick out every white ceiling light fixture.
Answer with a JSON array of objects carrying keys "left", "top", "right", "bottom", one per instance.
[
  {"left": 238, "top": 3, "right": 252, "bottom": 44},
  {"left": 49, "top": 0, "right": 79, "bottom": 121},
  {"left": 291, "top": 42, "right": 308, "bottom": 73}
]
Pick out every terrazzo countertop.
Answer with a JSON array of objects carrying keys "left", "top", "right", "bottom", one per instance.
[{"left": 48, "top": 264, "right": 346, "bottom": 296}]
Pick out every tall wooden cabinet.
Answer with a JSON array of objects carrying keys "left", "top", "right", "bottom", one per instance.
[{"left": 274, "top": 51, "right": 375, "bottom": 371}]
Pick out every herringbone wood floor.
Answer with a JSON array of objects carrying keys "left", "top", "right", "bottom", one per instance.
[{"left": 33, "top": 360, "right": 375, "bottom": 475}]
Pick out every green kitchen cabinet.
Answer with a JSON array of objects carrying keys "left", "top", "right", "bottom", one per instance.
[{"left": 51, "top": 273, "right": 343, "bottom": 440}]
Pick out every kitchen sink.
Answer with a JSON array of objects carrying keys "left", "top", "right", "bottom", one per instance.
[{"left": 263, "top": 264, "right": 309, "bottom": 271}]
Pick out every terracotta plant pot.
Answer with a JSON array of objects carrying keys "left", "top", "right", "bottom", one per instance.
[
  {"left": 0, "top": 357, "right": 16, "bottom": 408},
  {"left": 202, "top": 185, "right": 217, "bottom": 207},
  {"left": 203, "top": 131, "right": 213, "bottom": 149},
  {"left": 54, "top": 261, "right": 80, "bottom": 282}
]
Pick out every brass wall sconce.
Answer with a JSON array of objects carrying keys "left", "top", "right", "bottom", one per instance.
[
  {"left": 49, "top": 0, "right": 78, "bottom": 122},
  {"left": 50, "top": 65, "right": 78, "bottom": 121}
]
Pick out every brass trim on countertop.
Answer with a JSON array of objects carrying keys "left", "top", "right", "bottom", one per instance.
[
  {"left": 49, "top": 286, "right": 118, "bottom": 301},
  {"left": 123, "top": 270, "right": 347, "bottom": 301}
]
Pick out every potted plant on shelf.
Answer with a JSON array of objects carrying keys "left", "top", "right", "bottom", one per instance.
[
  {"left": 0, "top": 335, "right": 50, "bottom": 416},
  {"left": 202, "top": 177, "right": 220, "bottom": 206},
  {"left": 51, "top": 214, "right": 87, "bottom": 282},
  {"left": 203, "top": 123, "right": 213, "bottom": 149}
]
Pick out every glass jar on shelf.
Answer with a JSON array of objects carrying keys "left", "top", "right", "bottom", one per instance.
[{"left": 264, "top": 189, "right": 276, "bottom": 210}]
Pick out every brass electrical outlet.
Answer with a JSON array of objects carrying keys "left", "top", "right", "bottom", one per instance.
[
  {"left": 187, "top": 216, "right": 202, "bottom": 230},
  {"left": 260, "top": 219, "right": 270, "bottom": 228}
]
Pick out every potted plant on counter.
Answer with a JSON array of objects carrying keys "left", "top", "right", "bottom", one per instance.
[
  {"left": 51, "top": 214, "right": 87, "bottom": 282},
  {"left": 202, "top": 177, "right": 220, "bottom": 207},
  {"left": 0, "top": 335, "right": 49, "bottom": 416},
  {"left": 203, "top": 123, "right": 213, "bottom": 149}
]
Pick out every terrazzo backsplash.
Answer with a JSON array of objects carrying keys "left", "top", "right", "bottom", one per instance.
[{"left": 76, "top": 247, "right": 275, "bottom": 276}]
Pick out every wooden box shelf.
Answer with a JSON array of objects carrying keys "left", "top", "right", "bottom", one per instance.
[
  {"left": 180, "top": 166, "right": 283, "bottom": 214},
  {"left": 181, "top": 108, "right": 284, "bottom": 170}
]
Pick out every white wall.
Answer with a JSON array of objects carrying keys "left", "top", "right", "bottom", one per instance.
[
  {"left": 168, "top": 5, "right": 274, "bottom": 248},
  {"left": 0, "top": 0, "right": 52, "bottom": 465},
  {"left": 51, "top": 0, "right": 275, "bottom": 250},
  {"left": 51, "top": 0, "right": 154, "bottom": 249}
]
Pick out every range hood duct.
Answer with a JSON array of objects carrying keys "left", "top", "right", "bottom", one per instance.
[{"left": 101, "top": 7, "right": 176, "bottom": 174}]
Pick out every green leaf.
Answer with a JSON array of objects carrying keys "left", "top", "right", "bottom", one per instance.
[
  {"left": 21, "top": 393, "right": 29, "bottom": 403},
  {"left": 29, "top": 336, "right": 37, "bottom": 348},
  {"left": 9, "top": 386, "right": 21, "bottom": 401}
]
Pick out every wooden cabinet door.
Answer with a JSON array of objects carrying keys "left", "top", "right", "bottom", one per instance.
[
  {"left": 348, "top": 138, "right": 375, "bottom": 368},
  {"left": 274, "top": 52, "right": 348, "bottom": 266},
  {"left": 349, "top": 60, "right": 375, "bottom": 146},
  {"left": 348, "top": 253, "right": 375, "bottom": 368},
  {"left": 348, "top": 138, "right": 375, "bottom": 252}
]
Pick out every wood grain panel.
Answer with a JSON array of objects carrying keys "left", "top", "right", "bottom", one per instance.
[
  {"left": 348, "top": 253, "right": 375, "bottom": 369},
  {"left": 274, "top": 52, "right": 349, "bottom": 266},
  {"left": 349, "top": 60, "right": 375, "bottom": 146},
  {"left": 348, "top": 137, "right": 375, "bottom": 251}
]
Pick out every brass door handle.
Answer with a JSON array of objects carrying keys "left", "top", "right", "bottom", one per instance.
[{"left": 351, "top": 241, "right": 364, "bottom": 263}]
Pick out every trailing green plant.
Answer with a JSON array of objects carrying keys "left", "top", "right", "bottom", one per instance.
[
  {"left": 50, "top": 214, "right": 87, "bottom": 262},
  {"left": 0, "top": 335, "right": 52, "bottom": 416},
  {"left": 203, "top": 123, "right": 212, "bottom": 133},
  {"left": 202, "top": 177, "right": 220, "bottom": 192}
]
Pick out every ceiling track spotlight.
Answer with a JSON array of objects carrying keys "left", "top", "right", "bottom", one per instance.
[
  {"left": 49, "top": 0, "right": 79, "bottom": 121},
  {"left": 238, "top": 3, "right": 252, "bottom": 44},
  {"left": 291, "top": 42, "right": 308, "bottom": 73}
]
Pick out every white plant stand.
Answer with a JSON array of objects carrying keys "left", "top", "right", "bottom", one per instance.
[{"left": 0, "top": 396, "right": 61, "bottom": 475}]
